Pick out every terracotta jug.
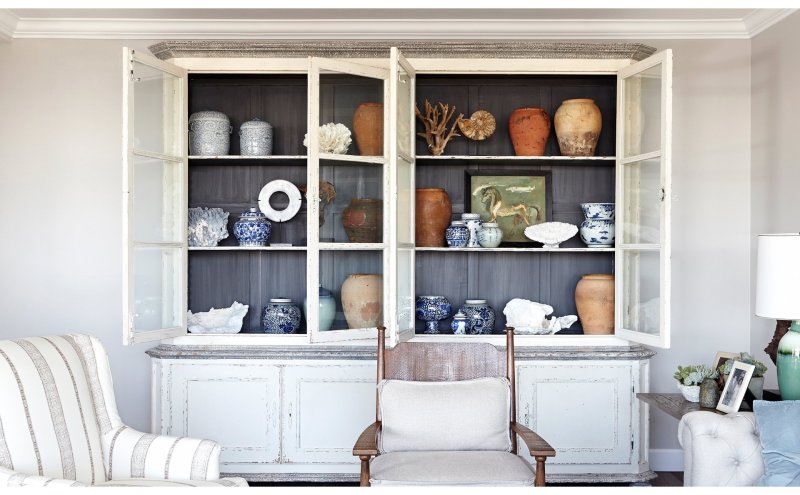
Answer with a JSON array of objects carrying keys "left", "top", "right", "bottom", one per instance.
[
  {"left": 352, "top": 102, "right": 384, "bottom": 156},
  {"left": 342, "top": 198, "right": 382, "bottom": 243},
  {"left": 508, "top": 108, "right": 551, "bottom": 156},
  {"left": 415, "top": 188, "right": 452, "bottom": 247},
  {"left": 575, "top": 274, "right": 614, "bottom": 334},
  {"left": 341, "top": 274, "right": 383, "bottom": 329},
  {"left": 554, "top": 98, "right": 602, "bottom": 156}
]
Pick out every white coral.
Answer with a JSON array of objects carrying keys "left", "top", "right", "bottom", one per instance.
[
  {"left": 303, "top": 123, "right": 352, "bottom": 154},
  {"left": 503, "top": 298, "right": 577, "bottom": 335},
  {"left": 187, "top": 301, "right": 248, "bottom": 334},
  {"left": 524, "top": 222, "right": 578, "bottom": 248},
  {"left": 188, "top": 207, "right": 229, "bottom": 247}
]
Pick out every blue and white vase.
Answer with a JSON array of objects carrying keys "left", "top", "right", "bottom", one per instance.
[
  {"left": 303, "top": 285, "right": 336, "bottom": 332},
  {"left": 239, "top": 118, "right": 273, "bottom": 156},
  {"left": 459, "top": 299, "right": 495, "bottom": 335},
  {"left": 445, "top": 221, "right": 469, "bottom": 248},
  {"left": 461, "top": 213, "right": 483, "bottom": 248},
  {"left": 415, "top": 295, "right": 451, "bottom": 334},
  {"left": 234, "top": 207, "right": 272, "bottom": 246},
  {"left": 263, "top": 298, "right": 301, "bottom": 334},
  {"left": 451, "top": 311, "right": 469, "bottom": 335},
  {"left": 579, "top": 203, "right": 615, "bottom": 247},
  {"left": 477, "top": 222, "right": 503, "bottom": 248}
]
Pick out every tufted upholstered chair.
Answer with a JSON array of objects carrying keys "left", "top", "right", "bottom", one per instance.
[
  {"left": 678, "top": 411, "right": 765, "bottom": 486},
  {"left": 352, "top": 326, "right": 555, "bottom": 487},
  {"left": 0, "top": 334, "right": 247, "bottom": 487}
]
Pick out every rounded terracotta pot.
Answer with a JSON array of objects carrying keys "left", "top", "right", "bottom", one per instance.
[
  {"left": 575, "top": 274, "right": 615, "bottom": 335},
  {"left": 554, "top": 98, "right": 602, "bottom": 156},
  {"left": 341, "top": 274, "right": 383, "bottom": 329},
  {"left": 352, "top": 102, "right": 384, "bottom": 156},
  {"left": 415, "top": 188, "right": 452, "bottom": 247},
  {"left": 508, "top": 108, "right": 551, "bottom": 156},
  {"left": 342, "top": 198, "right": 382, "bottom": 243}
]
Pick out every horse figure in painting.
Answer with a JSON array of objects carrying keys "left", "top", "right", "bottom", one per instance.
[{"left": 477, "top": 185, "right": 542, "bottom": 231}]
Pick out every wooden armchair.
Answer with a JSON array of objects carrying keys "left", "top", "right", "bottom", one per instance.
[{"left": 353, "top": 326, "right": 555, "bottom": 487}]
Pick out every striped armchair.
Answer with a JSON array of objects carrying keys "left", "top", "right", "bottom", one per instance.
[{"left": 0, "top": 334, "right": 246, "bottom": 487}]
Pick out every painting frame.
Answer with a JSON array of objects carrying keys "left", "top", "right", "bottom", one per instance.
[
  {"left": 464, "top": 170, "right": 553, "bottom": 246},
  {"left": 716, "top": 361, "right": 755, "bottom": 414}
]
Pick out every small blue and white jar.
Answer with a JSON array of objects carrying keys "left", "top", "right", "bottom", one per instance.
[
  {"left": 477, "top": 222, "right": 503, "bottom": 248},
  {"left": 445, "top": 221, "right": 469, "bottom": 248},
  {"left": 263, "top": 298, "right": 301, "bottom": 334},
  {"left": 239, "top": 118, "right": 273, "bottom": 156},
  {"left": 415, "top": 295, "right": 451, "bottom": 334},
  {"left": 461, "top": 213, "right": 483, "bottom": 248},
  {"left": 451, "top": 311, "right": 469, "bottom": 335},
  {"left": 459, "top": 299, "right": 495, "bottom": 335},
  {"left": 234, "top": 207, "right": 272, "bottom": 246},
  {"left": 189, "top": 110, "right": 231, "bottom": 156}
]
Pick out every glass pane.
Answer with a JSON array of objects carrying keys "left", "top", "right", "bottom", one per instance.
[
  {"left": 622, "top": 250, "right": 660, "bottom": 335},
  {"left": 623, "top": 63, "right": 661, "bottom": 158},
  {"left": 396, "top": 63, "right": 412, "bottom": 159},
  {"left": 320, "top": 251, "right": 384, "bottom": 331},
  {"left": 622, "top": 158, "right": 661, "bottom": 245},
  {"left": 133, "top": 155, "right": 182, "bottom": 243},
  {"left": 133, "top": 60, "right": 181, "bottom": 156},
  {"left": 397, "top": 247, "right": 414, "bottom": 331},
  {"left": 319, "top": 161, "right": 383, "bottom": 243},
  {"left": 318, "top": 72, "right": 384, "bottom": 157},
  {"left": 396, "top": 156, "right": 414, "bottom": 245},
  {"left": 133, "top": 247, "right": 182, "bottom": 332}
]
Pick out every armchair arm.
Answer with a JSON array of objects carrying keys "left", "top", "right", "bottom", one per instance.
[
  {"left": 511, "top": 422, "right": 556, "bottom": 457},
  {"left": 353, "top": 421, "right": 381, "bottom": 457},
  {"left": 104, "top": 426, "right": 222, "bottom": 481},
  {"left": 0, "top": 466, "right": 86, "bottom": 487}
]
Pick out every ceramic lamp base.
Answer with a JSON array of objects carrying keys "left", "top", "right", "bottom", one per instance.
[{"left": 777, "top": 320, "right": 800, "bottom": 400}]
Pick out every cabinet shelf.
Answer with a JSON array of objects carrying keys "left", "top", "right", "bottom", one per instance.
[
  {"left": 416, "top": 247, "right": 615, "bottom": 253},
  {"left": 319, "top": 243, "right": 385, "bottom": 251},
  {"left": 416, "top": 155, "right": 616, "bottom": 162},
  {"left": 189, "top": 155, "right": 307, "bottom": 160},
  {"left": 319, "top": 153, "right": 385, "bottom": 165},
  {"left": 188, "top": 246, "right": 308, "bottom": 251}
]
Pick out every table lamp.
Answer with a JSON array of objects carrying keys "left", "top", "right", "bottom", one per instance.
[{"left": 755, "top": 233, "right": 800, "bottom": 400}]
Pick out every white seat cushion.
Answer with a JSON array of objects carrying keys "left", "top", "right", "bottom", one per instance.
[
  {"left": 100, "top": 477, "right": 248, "bottom": 487},
  {"left": 370, "top": 451, "right": 535, "bottom": 486}
]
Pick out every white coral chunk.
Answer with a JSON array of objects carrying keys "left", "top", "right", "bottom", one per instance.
[
  {"left": 503, "top": 298, "right": 577, "bottom": 335},
  {"left": 524, "top": 222, "right": 578, "bottom": 248},
  {"left": 187, "top": 301, "right": 248, "bottom": 334},
  {"left": 303, "top": 123, "right": 352, "bottom": 154}
]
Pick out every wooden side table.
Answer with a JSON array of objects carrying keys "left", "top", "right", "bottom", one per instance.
[{"left": 636, "top": 393, "right": 727, "bottom": 420}]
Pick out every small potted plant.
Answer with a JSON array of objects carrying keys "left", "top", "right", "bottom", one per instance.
[
  {"left": 674, "top": 365, "right": 719, "bottom": 403},
  {"left": 719, "top": 352, "right": 768, "bottom": 399}
]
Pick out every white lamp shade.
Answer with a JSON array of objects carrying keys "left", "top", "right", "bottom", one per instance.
[{"left": 755, "top": 233, "right": 800, "bottom": 319}]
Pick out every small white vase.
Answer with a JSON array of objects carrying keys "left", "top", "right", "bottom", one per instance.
[{"left": 677, "top": 381, "right": 700, "bottom": 403}]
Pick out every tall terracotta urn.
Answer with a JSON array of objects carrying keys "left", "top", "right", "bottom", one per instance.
[
  {"left": 352, "top": 102, "right": 384, "bottom": 156},
  {"left": 508, "top": 108, "right": 551, "bottom": 156},
  {"left": 341, "top": 274, "right": 383, "bottom": 329},
  {"left": 575, "top": 274, "right": 615, "bottom": 335},
  {"left": 415, "top": 188, "right": 452, "bottom": 247},
  {"left": 554, "top": 98, "right": 602, "bottom": 156},
  {"left": 342, "top": 198, "right": 382, "bottom": 243}
]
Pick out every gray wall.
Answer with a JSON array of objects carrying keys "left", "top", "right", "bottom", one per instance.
[
  {"left": 751, "top": 11, "right": 800, "bottom": 391},
  {"left": 0, "top": 35, "right": 757, "bottom": 460}
]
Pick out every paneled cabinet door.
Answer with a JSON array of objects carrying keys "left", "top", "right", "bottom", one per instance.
[
  {"left": 281, "top": 363, "right": 376, "bottom": 464},
  {"left": 166, "top": 362, "right": 282, "bottom": 465},
  {"left": 517, "top": 363, "right": 633, "bottom": 466}
]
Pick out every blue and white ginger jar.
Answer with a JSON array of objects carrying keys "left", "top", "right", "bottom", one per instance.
[
  {"left": 234, "top": 207, "right": 272, "bottom": 246},
  {"left": 461, "top": 213, "right": 483, "bottom": 248},
  {"left": 459, "top": 299, "right": 495, "bottom": 335},
  {"left": 477, "top": 222, "right": 503, "bottom": 248},
  {"left": 239, "top": 118, "right": 273, "bottom": 156},
  {"left": 263, "top": 298, "right": 301, "bottom": 334},
  {"left": 415, "top": 295, "right": 451, "bottom": 334},
  {"left": 189, "top": 110, "right": 231, "bottom": 156},
  {"left": 579, "top": 203, "right": 615, "bottom": 247},
  {"left": 445, "top": 221, "right": 469, "bottom": 248}
]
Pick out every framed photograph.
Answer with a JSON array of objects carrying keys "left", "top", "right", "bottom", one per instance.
[
  {"left": 713, "top": 351, "right": 738, "bottom": 374},
  {"left": 465, "top": 171, "right": 552, "bottom": 245},
  {"left": 717, "top": 361, "right": 755, "bottom": 413}
]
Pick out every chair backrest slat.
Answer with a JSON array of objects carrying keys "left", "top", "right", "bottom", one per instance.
[{"left": 384, "top": 342, "right": 507, "bottom": 381}]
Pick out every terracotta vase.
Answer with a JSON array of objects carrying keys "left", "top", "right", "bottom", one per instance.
[
  {"left": 341, "top": 274, "right": 383, "bottom": 329},
  {"left": 554, "top": 98, "right": 602, "bottom": 156},
  {"left": 575, "top": 274, "right": 615, "bottom": 335},
  {"left": 342, "top": 198, "right": 382, "bottom": 243},
  {"left": 352, "top": 102, "right": 384, "bottom": 156},
  {"left": 415, "top": 188, "right": 452, "bottom": 247},
  {"left": 508, "top": 108, "right": 551, "bottom": 156}
]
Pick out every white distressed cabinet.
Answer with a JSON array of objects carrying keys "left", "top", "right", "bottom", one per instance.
[{"left": 127, "top": 41, "right": 672, "bottom": 483}]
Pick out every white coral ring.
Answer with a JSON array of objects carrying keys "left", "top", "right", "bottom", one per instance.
[{"left": 258, "top": 180, "right": 302, "bottom": 222}]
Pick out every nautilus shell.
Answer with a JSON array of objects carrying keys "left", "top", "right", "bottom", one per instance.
[{"left": 457, "top": 110, "right": 497, "bottom": 141}]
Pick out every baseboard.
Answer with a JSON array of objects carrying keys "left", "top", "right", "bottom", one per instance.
[{"left": 649, "top": 448, "right": 683, "bottom": 472}]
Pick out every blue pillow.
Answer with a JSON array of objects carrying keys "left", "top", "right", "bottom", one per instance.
[{"left": 754, "top": 400, "right": 800, "bottom": 486}]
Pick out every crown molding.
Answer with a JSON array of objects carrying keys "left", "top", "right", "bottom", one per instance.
[
  {"left": 3, "top": 10, "right": 796, "bottom": 41},
  {"left": 0, "top": 10, "right": 18, "bottom": 43},
  {"left": 743, "top": 9, "right": 796, "bottom": 37}
]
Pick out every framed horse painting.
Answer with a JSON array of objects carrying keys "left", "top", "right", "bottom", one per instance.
[{"left": 465, "top": 171, "right": 552, "bottom": 245}]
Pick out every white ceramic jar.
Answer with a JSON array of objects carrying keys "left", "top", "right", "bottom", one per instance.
[
  {"left": 189, "top": 111, "right": 232, "bottom": 156},
  {"left": 477, "top": 222, "right": 503, "bottom": 248},
  {"left": 239, "top": 118, "right": 273, "bottom": 156}
]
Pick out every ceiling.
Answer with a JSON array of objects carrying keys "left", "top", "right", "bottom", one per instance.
[{"left": 0, "top": 8, "right": 795, "bottom": 42}]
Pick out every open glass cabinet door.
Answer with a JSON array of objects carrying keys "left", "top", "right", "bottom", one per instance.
[
  {"left": 307, "top": 56, "right": 389, "bottom": 343},
  {"left": 614, "top": 49, "right": 672, "bottom": 348},
  {"left": 388, "top": 48, "right": 417, "bottom": 347},
  {"left": 122, "top": 48, "right": 188, "bottom": 345}
]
